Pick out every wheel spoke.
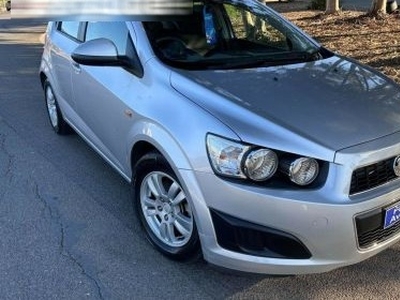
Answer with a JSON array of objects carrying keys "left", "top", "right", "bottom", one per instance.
[
  {"left": 170, "top": 190, "right": 185, "bottom": 206},
  {"left": 166, "top": 223, "right": 177, "bottom": 242},
  {"left": 167, "top": 181, "right": 180, "bottom": 199},
  {"left": 141, "top": 191, "right": 160, "bottom": 219},
  {"left": 159, "top": 222, "right": 177, "bottom": 243},
  {"left": 145, "top": 208, "right": 158, "bottom": 217},
  {"left": 159, "top": 222, "right": 166, "bottom": 240},
  {"left": 46, "top": 88, "right": 53, "bottom": 101},
  {"left": 174, "top": 213, "right": 192, "bottom": 237},
  {"left": 143, "top": 195, "right": 156, "bottom": 208},
  {"left": 147, "top": 173, "right": 165, "bottom": 198}
]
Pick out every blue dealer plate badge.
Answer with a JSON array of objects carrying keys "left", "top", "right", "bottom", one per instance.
[{"left": 384, "top": 203, "right": 400, "bottom": 229}]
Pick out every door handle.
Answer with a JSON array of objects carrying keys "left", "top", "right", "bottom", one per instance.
[{"left": 72, "top": 62, "right": 81, "bottom": 74}]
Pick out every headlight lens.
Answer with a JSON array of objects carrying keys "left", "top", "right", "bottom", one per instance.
[
  {"left": 206, "top": 134, "right": 249, "bottom": 178},
  {"left": 243, "top": 149, "right": 278, "bottom": 181},
  {"left": 281, "top": 157, "right": 319, "bottom": 186}
]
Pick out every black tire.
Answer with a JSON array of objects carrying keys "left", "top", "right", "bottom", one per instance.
[
  {"left": 132, "top": 151, "right": 201, "bottom": 261},
  {"left": 43, "top": 80, "right": 72, "bottom": 135}
]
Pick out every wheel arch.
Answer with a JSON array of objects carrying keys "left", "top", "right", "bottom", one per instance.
[
  {"left": 129, "top": 135, "right": 210, "bottom": 246},
  {"left": 130, "top": 140, "right": 160, "bottom": 173},
  {"left": 39, "top": 71, "right": 47, "bottom": 88},
  {"left": 129, "top": 131, "right": 194, "bottom": 182}
]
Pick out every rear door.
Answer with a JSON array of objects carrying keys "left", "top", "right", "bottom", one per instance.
[{"left": 47, "top": 22, "right": 84, "bottom": 117}]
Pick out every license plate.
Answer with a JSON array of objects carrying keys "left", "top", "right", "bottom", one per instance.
[{"left": 384, "top": 203, "right": 400, "bottom": 229}]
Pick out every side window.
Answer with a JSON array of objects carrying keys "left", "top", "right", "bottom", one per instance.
[
  {"left": 85, "top": 22, "right": 129, "bottom": 55},
  {"left": 58, "top": 22, "right": 81, "bottom": 40}
]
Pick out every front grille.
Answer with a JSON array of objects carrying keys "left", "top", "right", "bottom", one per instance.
[
  {"left": 350, "top": 157, "right": 398, "bottom": 195},
  {"left": 356, "top": 207, "right": 400, "bottom": 248}
]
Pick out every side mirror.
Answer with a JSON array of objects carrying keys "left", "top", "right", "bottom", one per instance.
[{"left": 71, "top": 38, "right": 121, "bottom": 66}]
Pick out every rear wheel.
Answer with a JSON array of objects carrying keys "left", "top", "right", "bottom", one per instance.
[
  {"left": 44, "top": 80, "right": 72, "bottom": 135},
  {"left": 133, "top": 152, "right": 200, "bottom": 260}
]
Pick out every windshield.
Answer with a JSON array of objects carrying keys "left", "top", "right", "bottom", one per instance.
[{"left": 144, "top": 0, "right": 326, "bottom": 70}]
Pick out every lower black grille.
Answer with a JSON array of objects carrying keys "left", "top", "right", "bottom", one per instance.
[
  {"left": 350, "top": 157, "right": 398, "bottom": 195},
  {"left": 210, "top": 209, "right": 311, "bottom": 259},
  {"left": 356, "top": 206, "right": 400, "bottom": 248}
]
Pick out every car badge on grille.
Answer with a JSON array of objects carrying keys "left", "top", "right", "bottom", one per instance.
[{"left": 393, "top": 155, "right": 400, "bottom": 177}]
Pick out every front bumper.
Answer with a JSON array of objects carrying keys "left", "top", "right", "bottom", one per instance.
[{"left": 179, "top": 167, "right": 400, "bottom": 275}]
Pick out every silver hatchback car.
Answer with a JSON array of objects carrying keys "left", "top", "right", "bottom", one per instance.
[{"left": 39, "top": 0, "right": 400, "bottom": 274}]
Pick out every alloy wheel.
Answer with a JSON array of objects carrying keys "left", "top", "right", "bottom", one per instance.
[{"left": 140, "top": 171, "right": 194, "bottom": 248}]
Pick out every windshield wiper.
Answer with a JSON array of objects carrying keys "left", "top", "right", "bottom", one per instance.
[
  {"left": 264, "top": 50, "right": 321, "bottom": 63},
  {"left": 212, "top": 51, "right": 322, "bottom": 69},
  {"left": 165, "top": 49, "right": 323, "bottom": 70}
]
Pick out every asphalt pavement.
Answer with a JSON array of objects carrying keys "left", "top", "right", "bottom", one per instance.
[{"left": 1, "top": 11, "right": 400, "bottom": 300}]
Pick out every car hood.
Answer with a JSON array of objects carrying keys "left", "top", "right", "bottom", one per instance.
[{"left": 170, "top": 56, "right": 400, "bottom": 154}]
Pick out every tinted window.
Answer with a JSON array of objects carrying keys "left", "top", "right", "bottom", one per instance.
[
  {"left": 85, "top": 22, "right": 129, "bottom": 55},
  {"left": 59, "top": 22, "right": 80, "bottom": 39}
]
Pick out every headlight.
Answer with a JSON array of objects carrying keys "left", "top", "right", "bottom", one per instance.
[
  {"left": 280, "top": 157, "right": 319, "bottom": 186},
  {"left": 206, "top": 134, "right": 278, "bottom": 181},
  {"left": 206, "top": 134, "right": 322, "bottom": 187},
  {"left": 243, "top": 149, "right": 278, "bottom": 181},
  {"left": 206, "top": 134, "right": 249, "bottom": 178}
]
